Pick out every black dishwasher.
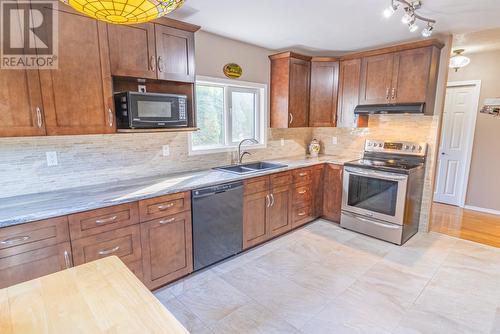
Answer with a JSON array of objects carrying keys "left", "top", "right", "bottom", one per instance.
[{"left": 192, "top": 181, "right": 243, "bottom": 271}]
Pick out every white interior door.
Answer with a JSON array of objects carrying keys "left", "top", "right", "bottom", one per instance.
[{"left": 434, "top": 82, "right": 480, "bottom": 206}]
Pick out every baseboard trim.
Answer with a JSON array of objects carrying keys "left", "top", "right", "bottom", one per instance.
[{"left": 464, "top": 205, "right": 500, "bottom": 216}]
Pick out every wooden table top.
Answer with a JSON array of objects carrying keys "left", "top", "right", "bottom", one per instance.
[{"left": 0, "top": 256, "right": 189, "bottom": 334}]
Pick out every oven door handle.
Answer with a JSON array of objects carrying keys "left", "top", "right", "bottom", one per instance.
[
  {"left": 343, "top": 212, "right": 401, "bottom": 229},
  {"left": 345, "top": 167, "right": 408, "bottom": 181}
]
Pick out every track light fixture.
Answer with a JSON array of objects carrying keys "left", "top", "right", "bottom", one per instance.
[{"left": 383, "top": 0, "right": 436, "bottom": 37}]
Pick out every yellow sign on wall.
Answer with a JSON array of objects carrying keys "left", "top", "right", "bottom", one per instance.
[{"left": 223, "top": 63, "right": 243, "bottom": 79}]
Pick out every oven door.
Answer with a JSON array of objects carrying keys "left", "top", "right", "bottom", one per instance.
[
  {"left": 342, "top": 167, "right": 408, "bottom": 225},
  {"left": 129, "top": 93, "right": 187, "bottom": 128}
]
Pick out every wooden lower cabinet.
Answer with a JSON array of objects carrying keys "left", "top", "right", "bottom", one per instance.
[
  {"left": 140, "top": 211, "right": 193, "bottom": 290},
  {"left": 323, "top": 164, "right": 344, "bottom": 222},
  {"left": 268, "top": 185, "right": 292, "bottom": 238},
  {"left": 243, "top": 190, "right": 269, "bottom": 249},
  {"left": 0, "top": 242, "right": 72, "bottom": 289},
  {"left": 312, "top": 165, "right": 324, "bottom": 218}
]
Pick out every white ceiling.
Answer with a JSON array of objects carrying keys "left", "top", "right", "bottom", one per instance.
[{"left": 169, "top": 0, "right": 500, "bottom": 53}]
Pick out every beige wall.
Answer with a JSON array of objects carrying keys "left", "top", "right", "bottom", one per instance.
[{"left": 448, "top": 49, "right": 500, "bottom": 211}]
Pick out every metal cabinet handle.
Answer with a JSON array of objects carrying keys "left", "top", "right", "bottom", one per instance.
[
  {"left": 1, "top": 235, "right": 30, "bottom": 245},
  {"left": 149, "top": 55, "right": 156, "bottom": 71},
  {"left": 64, "top": 250, "right": 72, "bottom": 269},
  {"left": 270, "top": 193, "right": 275, "bottom": 207},
  {"left": 265, "top": 194, "right": 270, "bottom": 208},
  {"left": 289, "top": 113, "right": 294, "bottom": 125},
  {"left": 298, "top": 189, "right": 307, "bottom": 195},
  {"left": 298, "top": 211, "right": 306, "bottom": 217},
  {"left": 159, "top": 217, "right": 176, "bottom": 225},
  {"left": 36, "top": 107, "right": 43, "bottom": 128},
  {"left": 98, "top": 246, "right": 120, "bottom": 256},
  {"left": 95, "top": 215, "right": 118, "bottom": 225},
  {"left": 299, "top": 172, "right": 308, "bottom": 177},
  {"left": 158, "top": 56, "right": 164, "bottom": 72},
  {"left": 391, "top": 88, "right": 396, "bottom": 100},
  {"left": 107, "top": 108, "right": 113, "bottom": 127},
  {"left": 386, "top": 88, "right": 390, "bottom": 100},
  {"left": 158, "top": 202, "right": 174, "bottom": 211}
]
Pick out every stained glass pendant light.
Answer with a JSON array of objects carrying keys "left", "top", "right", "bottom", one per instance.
[{"left": 61, "top": 0, "right": 185, "bottom": 24}]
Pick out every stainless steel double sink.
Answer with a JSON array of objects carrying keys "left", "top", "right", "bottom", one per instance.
[{"left": 214, "top": 162, "right": 287, "bottom": 175}]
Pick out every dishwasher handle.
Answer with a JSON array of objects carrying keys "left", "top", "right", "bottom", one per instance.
[{"left": 193, "top": 181, "right": 244, "bottom": 199}]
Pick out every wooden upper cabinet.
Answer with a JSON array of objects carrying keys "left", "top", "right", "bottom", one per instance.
[
  {"left": 155, "top": 24, "right": 196, "bottom": 83},
  {"left": 337, "top": 58, "right": 361, "bottom": 128},
  {"left": 270, "top": 52, "right": 311, "bottom": 128},
  {"left": 359, "top": 53, "right": 394, "bottom": 105},
  {"left": 0, "top": 70, "right": 46, "bottom": 137},
  {"left": 309, "top": 59, "right": 339, "bottom": 127},
  {"left": 37, "top": 7, "right": 115, "bottom": 135},
  {"left": 107, "top": 23, "right": 157, "bottom": 79}
]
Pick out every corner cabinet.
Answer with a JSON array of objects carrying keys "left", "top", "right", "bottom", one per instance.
[
  {"left": 270, "top": 52, "right": 311, "bottom": 128},
  {"left": 309, "top": 59, "right": 339, "bottom": 127},
  {"left": 337, "top": 58, "right": 361, "bottom": 128},
  {"left": 323, "top": 164, "right": 343, "bottom": 222}
]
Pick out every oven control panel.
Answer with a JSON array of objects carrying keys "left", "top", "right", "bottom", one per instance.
[{"left": 365, "top": 140, "right": 427, "bottom": 156}]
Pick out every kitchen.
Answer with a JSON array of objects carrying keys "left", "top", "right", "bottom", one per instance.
[{"left": 1, "top": 0, "right": 500, "bottom": 333}]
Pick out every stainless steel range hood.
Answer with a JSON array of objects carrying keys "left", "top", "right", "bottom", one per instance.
[{"left": 354, "top": 103, "right": 425, "bottom": 115}]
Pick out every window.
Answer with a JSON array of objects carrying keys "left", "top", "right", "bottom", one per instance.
[{"left": 190, "top": 76, "right": 267, "bottom": 154}]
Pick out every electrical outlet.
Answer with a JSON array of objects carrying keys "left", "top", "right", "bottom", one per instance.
[
  {"left": 280, "top": 138, "right": 285, "bottom": 146},
  {"left": 46, "top": 152, "right": 58, "bottom": 166},
  {"left": 331, "top": 136, "right": 338, "bottom": 145},
  {"left": 162, "top": 145, "right": 170, "bottom": 157}
]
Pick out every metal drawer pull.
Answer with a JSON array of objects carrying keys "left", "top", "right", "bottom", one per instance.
[
  {"left": 289, "top": 113, "right": 294, "bottom": 125},
  {"left": 158, "top": 56, "right": 164, "bottom": 72},
  {"left": 108, "top": 108, "right": 113, "bottom": 127},
  {"left": 95, "top": 215, "right": 118, "bottom": 225},
  {"left": 386, "top": 88, "right": 390, "bottom": 100},
  {"left": 64, "top": 250, "right": 72, "bottom": 269},
  {"left": 1, "top": 236, "right": 30, "bottom": 245},
  {"left": 299, "top": 172, "right": 308, "bottom": 177},
  {"left": 36, "top": 107, "right": 43, "bottom": 128},
  {"left": 391, "top": 88, "right": 396, "bottom": 100},
  {"left": 149, "top": 55, "right": 156, "bottom": 71},
  {"left": 159, "top": 217, "right": 176, "bottom": 225},
  {"left": 158, "top": 202, "right": 175, "bottom": 210},
  {"left": 98, "top": 246, "right": 120, "bottom": 256},
  {"left": 298, "top": 189, "right": 307, "bottom": 194},
  {"left": 270, "top": 193, "right": 275, "bottom": 207},
  {"left": 265, "top": 194, "right": 270, "bottom": 208},
  {"left": 298, "top": 211, "right": 306, "bottom": 217}
]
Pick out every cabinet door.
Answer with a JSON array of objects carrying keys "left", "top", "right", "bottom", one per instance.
[
  {"left": 0, "top": 242, "right": 72, "bottom": 289},
  {"left": 338, "top": 59, "right": 361, "bottom": 128},
  {"left": 392, "top": 47, "right": 433, "bottom": 103},
  {"left": 155, "top": 24, "right": 195, "bottom": 83},
  {"left": 323, "top": 164, "right": 343, "bottom": 222},
  {"left": 288, "top": 58, "right": 311, "bottom": 127},
  {"left": 268, "top": 185, "right": 292, "bottom": 238},
  {"left": 312, "top": 165, "right": 324, "bottom": 218},
  {"left": 243, "top": 191, "right": 269, "bottom": 249},
  {"left": 37, "top": 8, "right": 115, "bottom": 135},
  {"left": 107, "top": 23, "right": 157, "bottom": 79},
  {"left": 359, "top": 53, "right": 394, "bottom": 105},
  {"left": 309, "top": 61, "right": 339, "bottom": 127},
  {"left": 140, "top": 211, "right": 193, "bottom": 290}
]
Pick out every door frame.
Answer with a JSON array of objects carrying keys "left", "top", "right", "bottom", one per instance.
[{"left": 435, "top": 80, "right": 481, "bottom": 207}]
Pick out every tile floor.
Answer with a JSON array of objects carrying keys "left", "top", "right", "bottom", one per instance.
[{"left": 154, "top": 220, "right": 500, "bottom": 334}]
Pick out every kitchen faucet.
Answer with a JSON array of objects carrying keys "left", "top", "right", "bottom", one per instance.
[{"left": 237, "top": 138, "right": 258, "bottom": 164}]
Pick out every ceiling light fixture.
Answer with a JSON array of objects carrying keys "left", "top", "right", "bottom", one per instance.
[
  {"left": 449, "top": 49, "right": 471, "bottom": 72},
  {"left": 383, "top": 0, "right": 436, "bottom": 37},
  {"left": 60, "top": 0, "right": 185, "bottom": 24}
]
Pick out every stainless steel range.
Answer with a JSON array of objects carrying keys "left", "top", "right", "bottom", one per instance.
[{"left": 341, "top": 140, "right": 427, "bottom": 245}]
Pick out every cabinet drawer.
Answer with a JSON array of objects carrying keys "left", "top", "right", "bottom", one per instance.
[
  {"left": 244, "top": 176, "right": 270, "bottom": 196},
  {"left": 0, "top": 217, "right": 69, "bottom": 258},
  {"left": 0, "top": 242, "right": 72, "bottom": 289},
  {"left": 292, "top": 205, "right": 313, "bottom": 228},
  {"left": 271, "top": 172, "right": 292, "bottom": 188},
  {"left": 292, "top": 168, "right": 312, "bottom": 185},
  {"left": 293, "top": 184, "right": 312, "bottom": 205},
  {"left": 68, "top": 202, "right": 139, "bottom": 240},
  {"left": 139, "top": 192, "right": 190, "bottom": 222},
  {"left": 71, "top": 225, "right": 142, "bottom": 266}
]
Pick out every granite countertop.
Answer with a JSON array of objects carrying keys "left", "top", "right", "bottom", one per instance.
[{"left": 0, "top": 154, "right": 359, "bottom": 228}]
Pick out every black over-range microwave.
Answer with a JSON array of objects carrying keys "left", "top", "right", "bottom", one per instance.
[{"left": 114, "top": 92, "right": 188, "bottom": 129}]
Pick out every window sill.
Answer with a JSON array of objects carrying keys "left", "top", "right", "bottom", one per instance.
[{"left": 188, "top": 143, "right": 267, "bottom": 156}]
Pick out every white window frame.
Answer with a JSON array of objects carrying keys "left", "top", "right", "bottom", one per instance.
[{"left": 189, "top": 75, "right": 268, "bottom": 156}]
